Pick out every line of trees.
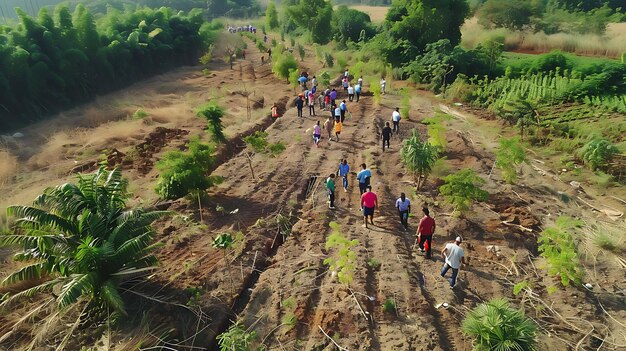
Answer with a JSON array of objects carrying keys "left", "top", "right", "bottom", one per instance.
[{"left": 0, "top": 4, "right": 219, "bottom": 131}]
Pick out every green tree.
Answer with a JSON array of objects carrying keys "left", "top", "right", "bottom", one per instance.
[
  {"left": 286, "top": 0, "right": 334, "bottom": 44},
  {"left": 332, "top": 6, "right": 374, "bottom": 43},
  {"left": 196, "top": 103, "right": 226, "bottom": 143},
  {"left": 538, "top": 216, "right": 584, "bottom": 287},
  {"left": 499, "top": 98, "right": 538, "bottom": 141},
  {"left": 380, "top": 0, "right": 470, "bottom": 66},
  {"left": 155, "top": 138, "right": 222, "bottom": 200},
  {"left": 265, "top": 0, "right": 279, "bottom": 29},
  {"left": 439, "top": 169, "right": 489, "bottom": 214},
  {"left": 580, "top": 137, "right": 619, "bottom": 171},
  {"left": 272, "top": 50, "right": 298, "bottom": 80},
  {"left": 323, "top": 222, "right": 358, "bottom": 286},
  {"left": 0, "top": 168, "right": 167, "bottom": 316},
  {"left": 478, "top": 0, "right": 534, "bottom": 30},
  {"left": 400, "top": 130, "right": 440, "bottom": 190},
  {"left": 495, "top": 137, "right": 527, "bottom": 183},
  {"left": 462, "top": 298, "right": 538, "bottom": 351}
]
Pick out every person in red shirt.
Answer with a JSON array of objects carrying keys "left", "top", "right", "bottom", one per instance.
[
  {"left": 360, "top": 185, "right": 378, "bottom": 228},
  {"left": 417, "top": 207, "right": 436, "bottom": 258}
]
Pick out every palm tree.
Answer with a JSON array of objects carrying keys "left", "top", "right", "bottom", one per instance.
[
  {"left": 462, "top": 298, "right": 537, "bottom": 351},
  {"left": 0, "top": 168, "right": 168, "bottom": 316},
  {"left": 400, "top": 130, "right": 440, "bottom": 190}
]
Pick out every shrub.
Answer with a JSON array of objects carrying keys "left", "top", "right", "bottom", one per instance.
[
  {"left": 155, "top": 138, "right": 222, "bottom": 200},
  {"left": 196, "top": 103, "right": 226, "bottom": 143},
  {"left": 272, "top": 51, "right": 298, "bottom": 80},
  {"left": 324, "top": 51, "right": 334, "bottom": 68},
  {"left": 462, "top": 298, "right": 537, "bottom": 351},
  {"left": 132, "top": 108, "right": 149, "bottom": 119},
  {"left": 401, "top": 130, "right": 440, "bottom": 189},
  {"left": 439, "top": 169, "right": 488, "bottom": 214},
  {"left": 324, "top": 222, "right": 358, "bottom": 286},
  {"left": 217, "top": 322, "right": 256, "bottom": 351},
  {"left": 538, "top": 216, "right": 584, "bottom": 287},
  {"left": 580, "top": 137, "right": 619, "bottom": 170},
  {"left": 495, "top": 137, "right": 527, "bottom": 183},
  {"left": 319, "top": 71, "right": 331, "bottom": 87}
]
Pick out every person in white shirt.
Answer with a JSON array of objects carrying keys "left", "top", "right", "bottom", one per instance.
[
  {"left": 358, "top": 76, "right": 363, "bottom": 87},
  {"left": 441, "top": 236, "right": 466, "bottom": 288},
  {"left": 380, "top": 78, "right": 386, "bottom": 95},
  {"left": 395, "top": 193, "right": 411, "bottom": 230},
  {"left": 392, "top": 107, "right": 401, "bottom": 132},
  {"left": 347, "top": 84, "right": 355, "bottom": 102}
]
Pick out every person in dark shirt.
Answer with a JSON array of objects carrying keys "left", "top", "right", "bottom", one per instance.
[
  {"left": 381, "top": 122, "right": 393, "bottom": 151},
  {"left": 295, "top": 95, "right": 304, "bottom": 117}
]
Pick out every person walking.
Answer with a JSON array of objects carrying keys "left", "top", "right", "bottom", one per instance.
[
  {"left": 380, "top": 77, "right": 386, "bottom": 95},
  {"left": 381, "top": 122, "right": 392, "bottom": 151},
  {"left": 339, "top": 100, "right": 348, "bottom": 123},
  {"left": 334, "top": 120, "right": 342, "bottom": 141},
  {"left": 295, "top": 94, "right": 304, "bottom": 117},
  {"left": 338, "top": 159, "right": 350, "bottom": 192},
  {"left": 396, "top": 193, "right": 411, "bottom": 230},
  {"left": 333, "top": 104, "right": 341, "bottom": 123},
  {"left": 311, "top": 75, "right": 317, "bottom": 88},
  {"left": 324, "top": 117, "right": 333, "bottom": 141},
  {"left": 309, "top": 92, "right": 316, "bottom": 116},
  {"left": 313, "top": 121, "right": 321, "bottom": 147},
  {"left": 356, "top": 163, "right": 372, "bottom": 195},
  {"left": 392, "top": 107, "right": 401, "bottom": 133},
  {"left": 358, "top": 76, "right": 363, "bottom": 87},
  {"left": 344, "top": 68, "right": 349, "bottom": 78},
  {"left": 271, "top": 103, "right": 279, "bottom": 118},
  {"left": 355, "top": 82, "right": 361, "bottom": 102},
  {"left": 441, "top": 236, "right": 466, "bottom": 288},
  {"left": 330, "top": 88, "right": 337, "bottom": 106},
  {"left": 360, "top": 185, "right": 378, "bottom": 228},
  {"left": 342, "top": 77, "right": 349, "bottom": 92},
  {"left": 326, "top": 174, "right": 336, "bottom": 209},
  {"left": 417, "top": 207, "right": 436, "bottom": 259},
  {"left": 347, "top": 84, "right": 355, "bottom": 102}
]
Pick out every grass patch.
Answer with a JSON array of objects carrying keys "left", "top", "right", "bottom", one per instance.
[{"left": 382, "top": 298, "right": 396, "bottom": 313}]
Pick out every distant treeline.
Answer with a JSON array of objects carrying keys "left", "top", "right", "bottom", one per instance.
[
  {"left": 0, "top": 5, "right": 220, "bottom": 131},
  {"left": 332, "top": 0, "right": 392, "bottom": 5}
]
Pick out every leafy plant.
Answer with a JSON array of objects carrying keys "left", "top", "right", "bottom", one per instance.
[
  {"left": 319, "top": 71, "right": 331, "bottom": 87},
  {"left": 272, "top": 50, "right": 298, "bottom": 80},
  {"left": 538, "top": 216, "right": 584, "bottom": 287},
  {"left": 439, "top": 169, "right": 489, "bottom": 214},
  {"left": 323, "top": 222, "right": 359, "bottom": 286},
  {"left": 382, "top": 298, "right": 396, "bottom": 313},
  {"left": 132, "top": 108, "right": 149, "bottom": 119},
  {"left": 213, "top": 233, "right": 235, "bottom": 294},
  {"left": 594, "top": 233, "right": 619, "bottom": 252},
  {"left": 297, "top": 44, "right": 305, "bottom": 61},
  {"left": 0, "top": 168, "right": 167, "bottom": 317},
  {"left": 242, "top": 131, "right": 286, "bottom": 179},
  {"left": 580, "top": 137, "right": 619, "bottom": 170},
  {"left": 401, "top": 130, "right": 440, "bottom": 190},
  {"left": 155, "top": 138, "right": 222, "bottom": 200},
  {"left": 367, "top": 258, "right": 381, "bottom": 269},
  {"left": 462, "top": 298, "right": 537, "bottom": 351},
  {"left": 512, "top": 281, "right": 529, "bottom": 296},
  {"left": 217, "top": 321, "right": 257, "bottom": 351},
  {"left": 196, "top": 103, "right": 226, "bottom": 143},
  {"left": 495, "top": 137, "right": 527, "bottom": 183}
]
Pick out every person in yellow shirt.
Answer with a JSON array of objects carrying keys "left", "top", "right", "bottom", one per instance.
[{"left": 334, "top": 121, "right": 342, "bottom": 142}]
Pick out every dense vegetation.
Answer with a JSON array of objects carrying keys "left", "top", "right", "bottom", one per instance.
[{"left": 0, "top": 4, "right": 219, "bottom": 131}]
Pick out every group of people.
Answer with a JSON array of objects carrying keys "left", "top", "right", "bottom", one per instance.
[
  {"left": 315, "top": 70, "right": 464, "bottom": 289},
  {"left": 227, "top": 24, "right": 257, "bottom": 33}
]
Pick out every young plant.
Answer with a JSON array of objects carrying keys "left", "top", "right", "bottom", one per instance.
[
  {"left": 242, "top": 131, "right": 286, "bottom": 179},
  {"left": 133, "top": 108, "right": 149, "bottom": 119},
  {"left": 512, "top": 281, "right": 529, "bottom": 296},
  {"left": 272, "top": 50, "right": 298, "bottom": 80},
  {"left": 580, "top": 137, "right": 619, "bottom": 171},
  {"left": 538, "top": 216, "right": 584, "bottom": 287},
  {"left": 462, "top": 298, "right": 537, "bottom": 351},
  {"left": 297, "top": 44, "right": 305, "bottom": 61},
  {"left": 216, "top": 321, "right": 257, "bottom": 351},
  {"left": 319, "top": 71, "right": 331, "bottom": 87},
  {"left": 400, "top": 130, "right": 440, "bottom": 190},
  {"left": 495, "top": 137, "right": 527, "bottom": 183},
  {"left": 439, "top": 169, "right": 489, "bottom": 215},
  {"left": 382, "top": 298, "right": 396, "bottom": 313},
  {"left": 367, "top": 258, "right": 381, "bottom": 270},
  {"left": 196, "top": 103, "right": 226, "bottom": 143},
  {"left": 323, "top": 222, "right": 358, "bottom": 286},
  {"left": 213, "top": 233, "right": 235, "bottom": 295}
]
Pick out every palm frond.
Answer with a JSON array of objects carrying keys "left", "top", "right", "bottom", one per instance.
[
  {"left": 114, "top": 232, "right": 154, "bottom": 262},
  {"left": 0, "top": 278, "right": 64, "bottom": 309},
  {"left": 100, "top": 279, "right": 127, "bottom": 315},
  {"left": 1, "top": 262, "right": 47, "bottom": 286},
  {"left": 8, "top": 206, "right": 77, "bottom": 234},
  {"left": 57, "top": 273, "right": 95, "bottom": 309}
]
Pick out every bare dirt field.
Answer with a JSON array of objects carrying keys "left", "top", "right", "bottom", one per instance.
[
  {"left": 343, "top": 5, "right": 389, "bottom": 23},
  {"left": 0, "top": 33, "right": 625, "bottom": 351}
]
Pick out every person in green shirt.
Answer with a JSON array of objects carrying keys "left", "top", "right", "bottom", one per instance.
[{"left": 326, "top": 173, "right": 336, "bottom": 209}]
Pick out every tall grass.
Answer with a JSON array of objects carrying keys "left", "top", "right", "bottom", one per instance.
[{"left": 461, "top": 19, "right": 626, "bottom": 58}]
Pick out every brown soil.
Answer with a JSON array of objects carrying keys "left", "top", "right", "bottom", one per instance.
[{"left": 0, "top": 33, "right": 625, "bottom": 351}]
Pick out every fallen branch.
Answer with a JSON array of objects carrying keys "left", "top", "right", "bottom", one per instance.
[
  {"left": 610, "top": 196, "right": 626, "bottom": 205},
  {"left": 502, "top": 220, "right": 533, "bottom": 232},
  {"left": 348, "top": 288, "right": 369, "bottom": 322},
  {"left": 318, "top": 325, "right": 348, "bottom": 351}
]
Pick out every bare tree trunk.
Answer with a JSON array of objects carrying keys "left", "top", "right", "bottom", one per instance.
[{"left": 197, "top": 192, "right": 203, "bottom": 222}]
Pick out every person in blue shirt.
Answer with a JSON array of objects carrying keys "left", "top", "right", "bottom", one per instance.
[
  {"left": 339, "top": 100, "right": 348, "bottom": 123},
  {"left": 355, "top": 83, "right": 361, "bottom": 102},
  {"left": 338, "top": 159, "right": 350, "bottom": 192},
  {"left": 395, "top": 193, "right": 411, "bottom": 230},
  {"left": 356, "top": 163, "right": 372, "bottom": 195}
]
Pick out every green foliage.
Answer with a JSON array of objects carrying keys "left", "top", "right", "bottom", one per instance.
[
  {"left": 379, "top": 0, "right": 470, "bottom": 66},
  {"left": 217, "top": 321, "right": 257, "bottom": 351},
  {"left": 0, "top": 5, "right": 220, "bottom": 131},
  {"left": 196, "top": 103, "right": 226, "bottom": 143},
  {"left": 400, "top": 88, "right": 411, "bottom": 119},
  {"left": 213, "top": 233, "right": 234, "bottom": 250},
  {"left": 132, "top": 108, "right": 149, "bottom": 119},
  {"left": 318, "top": 71, "right": 331, "bottom": 87},
  {"left": 594, "top": 232, "right": 620, "bottom": 252},
  {"left": 0, "top": 168, "right": 167, "bottom": 315},
  {"left": 580, "top": 137, "right": 619, "bottom": 170},
  {"left": 285, "top": 0, "right": 334, "bottom": 44},
  {"left": 462, "top": 298, "right": 538, "bottom": 351},
  {"left": 478, "top": 0, "right": 534, "bottom": 30},
  {"left": 323, "top": 222, "right": 359, "bottom": 286},
  {"left": 272, "top": 50, "right": 298, "bottom": 80},
  {"left": 400, "top": 130, "right": 440, "bottom": 189},
  {"left": 382, "top": 298, "right": 396, "bottom": 313},
  {"left": 243, "top": 131, "right": 286, "bottom": 157},
  {"left": 495, "top": 137, "right": 527, "bottom": 183},
  {"left": 155, "top": 138, "right": 221, "bottom": 200},
  {"left": 324, "top": 52, "right": 335, "bottom": 68},
  {"left": 289, "top": 68, "right": 301, "bottom": 89},
  {"left": 256, "top": 40, "right": 266, "bottom": 53},
  {"left": 439, "top": 169, "right": 489, "bottom": 214},
  {"left": 367, "top": 258, "right": 381, "bottom": 269},
  {"left": 265, "top": 0, "right": 279, "bottom": 29},
  {"left": 538, "top": 216, "right": 584, "bottom": 287},
  {"left": 498, "top": 98, "right": 538, "bottom": 140},
  {"left": 513, "top": 281, "right": 529, "bottom": 296},
  {"left": 297, "top": 44, "right": 306, "bottom": 62},
  {"left": 332, "top": 6, "right": 375, "bottom": 43}
]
